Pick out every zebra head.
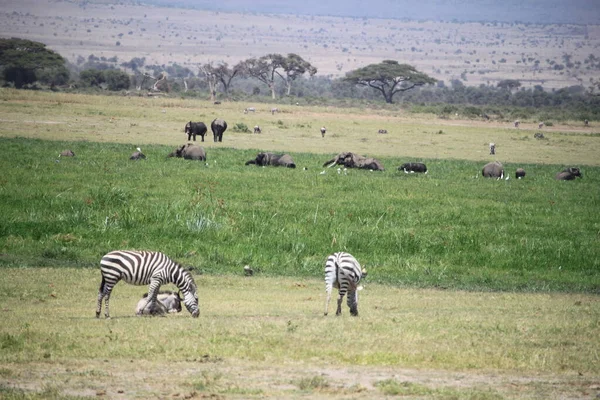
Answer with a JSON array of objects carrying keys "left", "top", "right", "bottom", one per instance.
[{"left": 181, "top": 270, "right": 199, "bottom": 317}]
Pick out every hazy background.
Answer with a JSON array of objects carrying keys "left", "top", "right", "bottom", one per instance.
[{"left": 143, "top": 0, "right": 600, "bottom": 25}]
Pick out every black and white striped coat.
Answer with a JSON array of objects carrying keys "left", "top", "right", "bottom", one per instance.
[
  {"left": 324, "top": 252, "right": 366, "bottom": 316},
  {"left": 96, "top": 250, "right": 199, "bottom": 318}
]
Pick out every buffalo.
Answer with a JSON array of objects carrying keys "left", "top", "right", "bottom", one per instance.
[
  {"left": 399, "top": 162, "right": 428, "bottom": 174},
  {"left": 556, "top": 167, "right": 582, "bottom": 181}
]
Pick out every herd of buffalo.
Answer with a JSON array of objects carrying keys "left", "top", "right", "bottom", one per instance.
[{"left": 57, "top": 118, "right": 584, "bottom": 181}]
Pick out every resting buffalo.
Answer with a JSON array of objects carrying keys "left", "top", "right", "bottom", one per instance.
[
  {"left": 399, "top": 162, "right": 428, "bottom": 174},
  {"left": 184, "top": 121, "right": 207, "bottom": 142},
  {"left": 136, "top": 291, "right": 182, "bottom": 316},
  {"left": 516, "top": 168, "right": 526, "bottom": 179},
  {"left": 556, "top": 167, "right": 582, "bottom": 180},
  {"left": 245, "top": 152, "right": 296, "bottom": 168},
  {"left": 168, "top": 143, "right": 206, "bottom": 161},
  {"left": 211, "top": 118, "right": 227, "bottom": 142},
  {"left": 323, "top": 152, "right": 384, "bottom": 171},
  {"left": 482, "top": 161, "right": 504, "bottom": 178}
]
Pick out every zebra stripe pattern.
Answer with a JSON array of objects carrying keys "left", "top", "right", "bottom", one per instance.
[
  {"left": 96, "top": 250, "right": 199, "bottom": 318},
  {"left": 324, "top": 252, "right": 365, "bottom": 316}
]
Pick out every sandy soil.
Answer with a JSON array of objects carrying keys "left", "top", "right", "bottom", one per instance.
[{"left": 2, "top": 358, "right": 598, "bottom": 399}]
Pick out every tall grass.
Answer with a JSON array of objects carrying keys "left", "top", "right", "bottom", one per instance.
[{"left": 1, "top": 137, "right": 598, "bottom": 293}]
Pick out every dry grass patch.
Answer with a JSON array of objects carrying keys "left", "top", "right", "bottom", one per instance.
[{"left": 0, "top": 268, "right": 598, "bottom": 398}]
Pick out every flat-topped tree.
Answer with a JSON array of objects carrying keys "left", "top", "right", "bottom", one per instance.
[
  {"left": 0, "top": 38, "right": 69, "bottom": 88},
  {"left": 344, "top": 60, "right": 435, "bottom": 104}
]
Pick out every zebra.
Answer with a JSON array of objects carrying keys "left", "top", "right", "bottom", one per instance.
[
  {"left": 324, "top": 252, "right": 366, "bottom": 317},
  {"left": 96, "top": 250, "right": 199, "bottom": 318},
  {"left": 320, "top": 127, "right": 326, "bottom": 138},
  {"left": 271, "top": 107, "right": 279, "bottom": 115},
  {"left": 253, "top": 125, "right": 261, "bottom": 134},
  {"left": 489, "top": 142, "right": 496, "bottom": 155}
]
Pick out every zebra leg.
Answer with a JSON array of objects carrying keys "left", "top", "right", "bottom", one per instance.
[
  {"left": 144, "top": 280, "right": 162, "bottom": 314},
  {"left": 324, "top": 286, "right": 332, "bottom": 316},
  {"left": 336, "top": 291, "right": 345, "bottom": 316},
  {"left": 96, "top": 277, "right": 109, "bottom": 318},
  {"left": 347, "top": 289, "right": 359, "bottom": 317}
]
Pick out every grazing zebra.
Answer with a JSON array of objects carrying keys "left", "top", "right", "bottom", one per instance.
[
  {"left": 324, "top": 252, "right": 366, "bottom": 317},
  {"left": 271, "top": 107, "right": 279, "bottom": 115},
  {"left": 320, "top": 127, "right": 326, "bottom": 137},
  {"left": 253, "top": 125, "right": 261, "bottom": 134},
  {"left": 96, "top": 250, "right": 199, "bottom": 318},
  {"left": 244, "top": 107, "right": 256, "bottom": 114}
]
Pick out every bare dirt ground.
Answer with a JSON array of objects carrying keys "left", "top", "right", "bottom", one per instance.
[
  {"left": 1, "top": 0, "right": 598, "bottom": 89},
  {"left": 3, "top": 359, "right": 598, "bottom": 399}
]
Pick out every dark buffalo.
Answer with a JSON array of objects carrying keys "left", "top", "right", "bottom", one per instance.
[
  {"left": 556, "top": 167, "right": 582, "bottom": 181},
  {"left": 245, "top": 152, "right": 296, "bottom": 168},
  {"left": 184, "top": 121, "right": 207, "bottom": 142},
  {"left": 399, "top": 162, "right": 428, "bottom": 174},
  {"left": 211, "top": 118, "right": 227, "bottom": 142}
]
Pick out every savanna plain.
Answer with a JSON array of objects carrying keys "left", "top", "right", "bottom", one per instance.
[{"left": 0, "top": 89, "right": 599, "bottom": 399}]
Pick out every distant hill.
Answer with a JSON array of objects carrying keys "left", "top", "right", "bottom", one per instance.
[{"left": 139, "top": 0, "right": 600, "bottom": 25}]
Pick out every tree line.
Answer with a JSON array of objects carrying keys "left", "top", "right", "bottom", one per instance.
[{"left": 1, "top": 38, "right": 598, "bottom": 121}]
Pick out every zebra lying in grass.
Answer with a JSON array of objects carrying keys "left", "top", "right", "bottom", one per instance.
[
  {"left": 96, "top": 250, "right": 199, "bottom": 318},
  {"left": 324, "top": 252, "right": 366, "bottom": 317},
  {"left": 135, "top": 290, "right": 182, "bottom": 316}
]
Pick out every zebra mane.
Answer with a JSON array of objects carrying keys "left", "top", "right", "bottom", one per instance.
[{"left": 179, "top": 265, "right": 197, "bottom": 294}]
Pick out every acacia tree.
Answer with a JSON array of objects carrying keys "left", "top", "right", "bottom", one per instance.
[
  {"left": 200, "top": 61, "right": 243, "bottom": 99},
  {"left": 278, "top": 53, "right": 317, "bottom": 95},
  {"left": 241, "top": 54, "right": 286, "bottom": 99},
  {"left": 0, "top": 38, "right": 69, "bottom": 88},
  {"left": 344, "top": 60, "right": 435, "bottom": 104}
]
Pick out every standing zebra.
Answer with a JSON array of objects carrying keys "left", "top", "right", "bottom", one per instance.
[
  {"left": 96, "top": 250, "right": 199, "bottom": 318},
  {"left": 324, "top": 252, "right": 366, "bottom": 317}
]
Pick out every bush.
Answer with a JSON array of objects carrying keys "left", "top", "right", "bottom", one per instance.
[{"left": 231, "top": 122, "right": 250, "bottom": 133}]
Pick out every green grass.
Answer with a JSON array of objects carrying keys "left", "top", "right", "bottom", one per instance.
[
  {"left": 0, "top": 136, "right": 599, "bottom": 293},
  {"left": 0, "top": 90, "right": 599, "bottom": 399}
]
